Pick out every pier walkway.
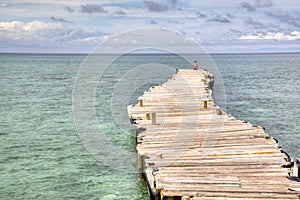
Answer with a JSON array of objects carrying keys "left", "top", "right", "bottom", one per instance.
[{"left": 128, "top": 69, "right": 300, "bottom": 200}]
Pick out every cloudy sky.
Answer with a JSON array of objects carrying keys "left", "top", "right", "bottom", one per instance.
[{"left": 0, "top": 0, "right": 300, "bottom": 53}]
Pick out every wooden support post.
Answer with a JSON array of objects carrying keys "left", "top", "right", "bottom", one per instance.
[
  {"left": 155, "top": 154, "right": 162, "bottom": 159},
  {"left": 203, "top": 100, "right": 208, "bottom": 109},
  {"left": 138, "top": 154, "right": 144, "bottom": 177},
  {"left": 151, "top": 112, "right": 156, "bottom": 125},
  {"left": 139, "top": 99, "right": 143, "bottom": 107},
  {"left": 293, "top": 159, "right": 299, "bottom": 177},
  {"left": 165, "top": 197, "right": 175, "bottom": 200},
  {"left": 144, "top": 168, "right": 158, "bottom": 199},
  {"left": 216, "top": 106, "right": 222, "bottom": 115},
  {"left": 146, "top": 113, "right": 150, "bottom": 120},
  {"left": 159, "top": 82, "right": 163, "bottom": 86},
  {"left": 160, "top": 190, "right": 164, "bottom": 200}
]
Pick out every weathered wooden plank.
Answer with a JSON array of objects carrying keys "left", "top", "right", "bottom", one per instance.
[
  {"left": 154, "top": 167, "right": 289, "bottom": 176},
  {"left": 189, "top": 192, "right": 300, "bottom": 199},
  {"left": 160, "top": 188, "right": 300, "bottom": 198}
]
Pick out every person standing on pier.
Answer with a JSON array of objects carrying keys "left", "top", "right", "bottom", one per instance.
[{"left": 193, "top": 60, "right": 198, "bottom": 70}]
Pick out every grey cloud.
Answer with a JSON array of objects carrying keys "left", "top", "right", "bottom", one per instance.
[
  {"left": 266, "top": 10, "right": 300, "bottom": 28},
  {"left": 81, "top": 4, "right": 107, "bottom": 14},
  {"left": 168, "top": 0, "right": 179, "bottom": 8},
  {"left": 65, "top": 6, "right": 74, "bottom": 13},
  {"left": 168, "top": 0, "right": 178, "bottom": 6},
  {"left": 144, "top": 1, "right": 168, "bottom": 12},
  {"left": 227, "top": 13, "right": 234, "bottom": 19},
  {"left": 255, "top": 0, "right": 273, "bottom": 8},
  {"left": 180, "top": 31, "right": 187, "bottom": 35},
  {"left": 196, "top": 12, "right": 207, "bottom": 18},
  {"left": 50, "top": 16, "right": 70, "bottom": 23},
  {"left": 229, "top": 28, "right": 242, "bottom": 34},
  {"left": 207, "top": 15, "right": 231, "bottom": 23},
  {"left": 240, "top": 2, "right": 256, "bottom": 12},
  {"left": 245, "top": 17, "right": 265, "bottom": 29},
  {"left": 144, "top": 0, "right": 180, "bottom": 12},
  {"left": 168, "top": 20, "right": 183, "bottom": 24},
  {"left": 240, "top": 0, "right": 273, "bottom": 12},
  {"left": 115, "top": 10, "right": 126, "bottom": 15},
  {"left": 266, "top": 10, "right": 290, "bottom": 21}
]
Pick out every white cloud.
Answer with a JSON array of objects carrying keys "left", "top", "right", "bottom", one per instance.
[
  {"left": 82, "top": 36, "right": 103, "bottom": 43},
  {"left": 0, "top": 0, "right": 299, "bottom": 53},
  {"left": 0, "top": 20, "right": 109, "bottom": 52},
  {"left": 184, "top": 37, "right": 202, "bottom": 44},
  {"left": 239, "top": 31, "right": 300, "bottom": 41},
  {"left": 0, "top": 21, "right": 67, "bottom": 41}
]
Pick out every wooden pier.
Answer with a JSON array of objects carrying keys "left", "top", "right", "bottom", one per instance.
[{"left": 128, "top": 69, "right": 300, "bottom": 200}]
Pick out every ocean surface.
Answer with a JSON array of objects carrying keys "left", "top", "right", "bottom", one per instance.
[{"left": 0, "top": 53, "right": 299, "bottom": 199}]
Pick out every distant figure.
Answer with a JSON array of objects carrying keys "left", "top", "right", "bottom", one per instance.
[{"left": 193, "top": 60, "right": 198, "bottom": 70}]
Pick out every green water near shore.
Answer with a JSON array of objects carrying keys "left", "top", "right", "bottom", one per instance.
[{"left": 0, "top": 53, "right": 299, "bottom": 199}]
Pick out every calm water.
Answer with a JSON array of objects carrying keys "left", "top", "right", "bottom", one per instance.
[{"left": 0, "top": 53, "right": 299, "bottom": 199}]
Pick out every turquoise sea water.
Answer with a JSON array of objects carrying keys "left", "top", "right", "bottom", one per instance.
[
  {"left": 215, "top": 53, "right": 300, "bottom": 157},
  {"left": 0, "top": 53, "right": 299, "bottom": 199}
]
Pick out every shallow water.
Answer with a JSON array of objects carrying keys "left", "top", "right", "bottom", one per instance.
[{"left": 0, "top": 53, "right": 299, "bottom": 199}]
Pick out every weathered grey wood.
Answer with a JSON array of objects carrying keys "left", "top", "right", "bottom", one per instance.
[{"left": 128, "top": 69, "right": 300, "bottom": 199}]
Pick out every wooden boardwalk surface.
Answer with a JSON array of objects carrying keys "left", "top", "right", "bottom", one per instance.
[{"left": 128, "top": 69, "right": 300, "bottom": 200}]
